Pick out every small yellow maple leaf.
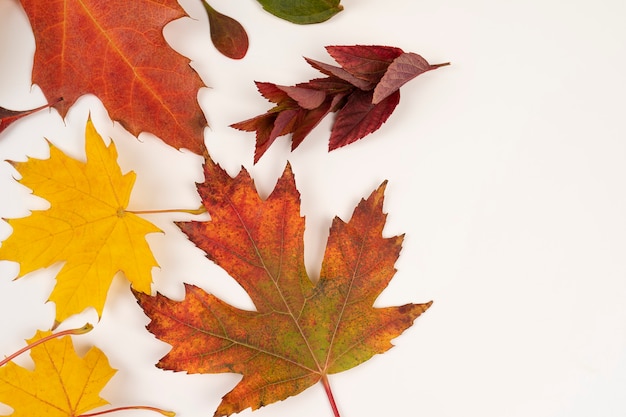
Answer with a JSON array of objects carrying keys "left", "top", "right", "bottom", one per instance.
[
  {"left": 0, "top": 331, "right": 116, "bottom": 417},
  {"left": 0, "top": 119, "right": 161, "bottom": 322}
]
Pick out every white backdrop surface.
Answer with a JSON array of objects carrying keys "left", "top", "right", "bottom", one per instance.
[{"left": 1, "top": 1, "right": 626, "bottom": 416}]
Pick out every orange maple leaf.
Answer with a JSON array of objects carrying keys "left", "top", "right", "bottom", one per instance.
[
  {"left": 20, "top": 0, "right": 207, "bottom": 154},
  {"left": 135, "top": 159, "right": 432, "bottom": 416}
]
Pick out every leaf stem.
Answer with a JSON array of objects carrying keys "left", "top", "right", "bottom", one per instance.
[
  {"left": 0, "top": 323, "right": 93, "bottom": 367},
  {"left": 321, "top": 374, "right": 341, "bottom": 417},
  {"left": 431, "top": 62, "right": 451, "bottom": 69},
  {"left": 24, "top": 97, "right": 63, "bottom": 114},
  {"left": 80, "top": 406, "right": 175, "bottom": 417},
  {"left": 202, "top": 0, "right": 216, "bottom": 13},
  {"left": 126, "top": 206, "right": 206, "bottom": 215}
]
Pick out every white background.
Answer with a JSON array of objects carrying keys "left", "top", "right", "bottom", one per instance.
[{"left": 1, "top": 0, "right": 626, "bottom": 416}]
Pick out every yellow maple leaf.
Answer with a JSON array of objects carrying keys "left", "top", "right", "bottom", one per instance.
[
  {"left": 0, "top": 119, "right": 161, "bottom": 322},
  {"left": 0, "top": 330, "right": 116, "bottom": 417}
]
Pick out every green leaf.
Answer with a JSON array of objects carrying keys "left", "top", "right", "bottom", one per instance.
[{"left": 257, "top": 0, "right": 343, "bottom": 24}]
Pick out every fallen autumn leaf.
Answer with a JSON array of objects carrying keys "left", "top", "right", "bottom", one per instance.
[{"left": 135, "top": 158, "right": 432, "bottom": 416}]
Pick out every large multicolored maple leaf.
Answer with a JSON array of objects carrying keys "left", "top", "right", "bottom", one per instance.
[
  {"left": 0, "top": 119, "right": 161, "bottom": 323},
  {"left": 20, "top": 0, "right": 207, "bottom": 154},
  {"left": 135, "top": 158, "right": 432, "bottom": 416}
]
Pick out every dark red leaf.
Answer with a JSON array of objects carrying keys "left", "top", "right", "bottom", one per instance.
[
  {"left": 291, "top": 96, "right": 336, "bottom": 149},
  {"left": 232, "top": 107, "right": 304, "bottom": 163},
  {"left": 300, "top": 77, "right": 354, "bottom": 94},
  {"left": 325, "top": 45, "right": 404, "bottom": 83},
  {"left": 255, "top": 82, "right": 293, "bottom": 104},
  {"left": 373, "top": 53, "right": 450, "bottom": 104},
  {"left": 247, "top": 109, "right": 299, "bottom": 163},
  {"left": 231, "top": 112, "right": 274, "bottom": 134},
  {"left": 231, "top": 112, "right": 277, "bottom": 152},
  {"left": 304, "top": 58, "right": 373, "bottom": 90},
  {"left": 203, "top": 1, "right": 249, "bottom": 59},
  {"left": 329, "top": 89, "right": 400, "bottom": 150},
  {"left": 269, "top": 109, "right": 299, "bottom": 141},
  {"left": 276, "top": 85, "right": 326, "bottom": 110}
]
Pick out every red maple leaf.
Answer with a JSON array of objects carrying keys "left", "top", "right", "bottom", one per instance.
[
  {"left": 232, "top": 45, "right": 449, "bottom": 162},
  {"left": 20, "top": 0, "right": 207, "bottom": 154}
]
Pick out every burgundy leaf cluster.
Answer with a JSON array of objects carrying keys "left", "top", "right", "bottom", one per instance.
[{"left": 231, "top": 45, "right": 449, "bottom": 162}]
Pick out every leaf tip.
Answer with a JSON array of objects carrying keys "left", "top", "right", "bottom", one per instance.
[
  {"left": 417, "top": 300, "right": 434, "bottom": 319},
  {"left": 431, "top": 62, "right": 451, "bottom": 69}
]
